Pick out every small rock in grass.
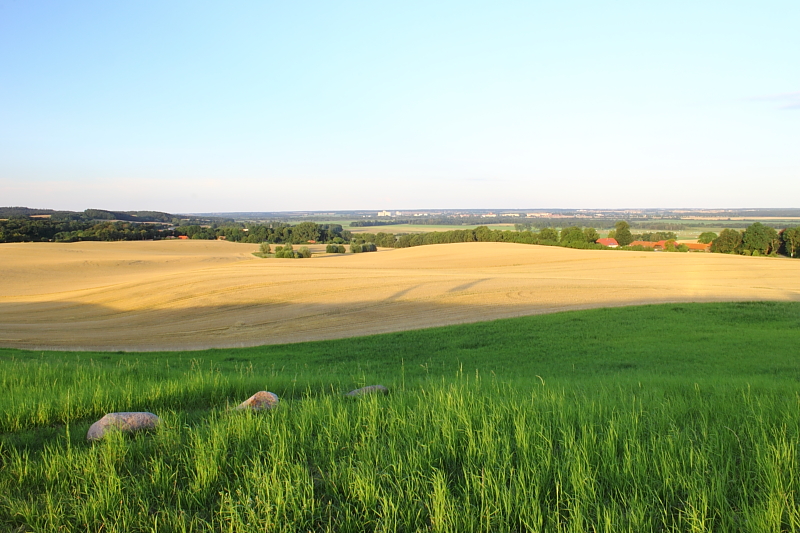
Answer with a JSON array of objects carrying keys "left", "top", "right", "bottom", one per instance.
[
  {"left": 236, "top": 391, "right": 279, "bottom": 411},
  {"left": 345, "top": 385, "right": 389, "bottom": 397},
  {"left": 86, "top": 412, "right": 160, "bottom": 441}
]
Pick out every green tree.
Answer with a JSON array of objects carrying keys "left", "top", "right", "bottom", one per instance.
[
  {"left": 298, "top": 246, "right": 312, "bottom": 258},
  {"left": 514, "top": 222, "right": 533, "bottom": 232},
  {"left": 293, "top": 222, "right": 320, "bottom": 243},
  {"left": 538, "top": 228, "right": 558, "bottom": 242},
  {"left": 742, "top": 222, "right": 779, "bottom": 255},
  {"left": 711, "top": 229, "right": 742, "bottom": 254},
  {"left": 780, "top": 227, "right": 800, "bottom": 258},
  {"left": 583, "top": 227, "right": 599, "bottom": 243},
  {"left": 375, "top": 232, "right": 397, "bottom": 248},
  {"left": 614, "top": 221, "right": 634, "bottom": 247},
  {"left": 698, "top": 232, "right": 718, "bottom": 244},
  {"left": 259, "top": 242, "right": 271, "bottom": 254},
  {"left": 560, "top": 226, "right": 586, "bottom": 245},
  {"left": 475, "top": 226, "right": 493, "bottom": 242}
]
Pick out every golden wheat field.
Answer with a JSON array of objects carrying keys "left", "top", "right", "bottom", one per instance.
[{"left": 1, "top": 240, "right": 798, "bottom": 351}]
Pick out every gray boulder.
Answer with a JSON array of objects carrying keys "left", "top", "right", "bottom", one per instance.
[
  {"left": 345, "top": 385, "right": 389, "bottom": 397},
  {"left": 86, "top": 412, "right": 160, "bottom": 441},
  {"left": 236, "top": 391, "right": 279, "bottom": 411}
]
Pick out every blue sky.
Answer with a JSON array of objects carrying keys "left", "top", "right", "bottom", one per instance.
[{"left": 1, "top": 1, "right": 798, "bottom": 212}]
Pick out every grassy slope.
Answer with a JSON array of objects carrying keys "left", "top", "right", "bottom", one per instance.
[
  {"left": 4, "top": 300, "right": 796, "bottom": 382},
  {"left": 2, "top": 302, "right": 800, "bottom": 531}
]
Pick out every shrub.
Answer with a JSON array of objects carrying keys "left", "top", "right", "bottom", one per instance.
[
  {"left": 298, "top": 246, "right": 312, "bottom": 258},
  {"left": 275, "top": 243, "right": 297, "bottom": 258},
  {"left": 259, "top": 242, "right": 271, "bottom": 254},
  {"left": 350, "top": 243, "right": 377, "bottom": 253}
]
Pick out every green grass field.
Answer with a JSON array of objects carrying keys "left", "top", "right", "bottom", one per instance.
[
  {"left": 2, "top": 302, "right": 800, "bottom": 532},
  {"left": 349, "top": 223, "right": 517, "bottom": 234}
]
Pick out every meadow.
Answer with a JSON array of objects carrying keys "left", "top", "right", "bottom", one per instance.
[
  {"left": 2, "top": 302, "right": 800, "bottom": 532},
  {"left": 348, "top": 223, "right": 517, "bottom": 234},
  {"left": 2, "top": 241, "right": 799, "bottom": 351}
]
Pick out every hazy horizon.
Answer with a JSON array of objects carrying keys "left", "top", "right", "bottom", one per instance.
[
  {"left": 7, "top": 206, "right": 800, "bottom": 216},
  {"left": 2, "top": 1, "right": 798, "bottom": 212}
]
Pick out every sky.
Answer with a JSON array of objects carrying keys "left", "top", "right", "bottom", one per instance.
[{"left": 1, "top": 1, "right": 798, "bottom": 212}]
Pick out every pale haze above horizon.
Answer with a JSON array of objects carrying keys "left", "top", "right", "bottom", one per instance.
[{"left": 1, "top": 1, "right": 798, "bottom": 213}]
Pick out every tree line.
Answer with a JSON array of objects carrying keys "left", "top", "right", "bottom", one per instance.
[
  {"left": 182, "top": 221, "right": 352, "bottom": 244},
  {"left": 709, "top": 223, "right": 799, "bottom": 257},
  {"left": 348, "top": 226, "right": 606, "bottom": 250},
  {"left": 0, "top": 219, "right": 170, "bottom": 243},
  {"left": 0, "top": 219, "right": 352, "bottom": 244}
]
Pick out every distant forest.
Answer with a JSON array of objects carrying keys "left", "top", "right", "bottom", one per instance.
[
  {"left": 0, "top": 216, "right": 353, "bottom": 245},
  {"left": 0, "top": 207, "right": 233, "bottom": 224}
]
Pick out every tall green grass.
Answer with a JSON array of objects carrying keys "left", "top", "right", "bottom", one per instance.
[{"left": 1, "top": 302, "right": 799, "bottom": 532}]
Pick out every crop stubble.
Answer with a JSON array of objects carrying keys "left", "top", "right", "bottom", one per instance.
[{"left": 1, "top": 240, "right": 798, "bottom": 350}]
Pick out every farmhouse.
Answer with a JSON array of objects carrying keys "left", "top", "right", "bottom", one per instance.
[
  {"left": 684, "top": 242, "right": 711, "bottom": 252},
  {"left": 597, "top": 238, "right": 618, "bottom": 247}
]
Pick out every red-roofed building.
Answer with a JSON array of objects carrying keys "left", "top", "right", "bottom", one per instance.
[
  {"left": 597, "top": 238, "right": 619, "bottom": 248},
  {"left": 684, "top": 242, "right": 711, "bottom": 252}
]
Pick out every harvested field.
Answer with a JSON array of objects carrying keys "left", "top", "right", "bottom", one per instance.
[{"left": 1, "top": 240, "right": 798, "bottom": 351}]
